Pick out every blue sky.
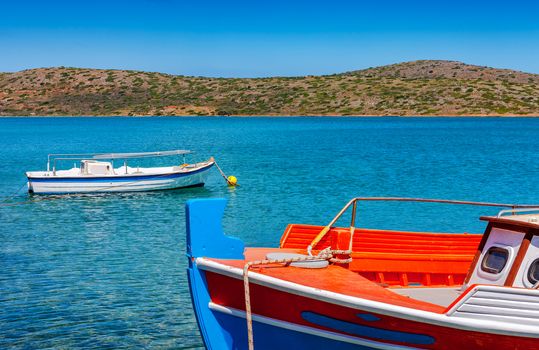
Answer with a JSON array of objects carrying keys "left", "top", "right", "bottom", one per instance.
[{"left": 1, "top": 0, "right": 539, "bottom": 77}]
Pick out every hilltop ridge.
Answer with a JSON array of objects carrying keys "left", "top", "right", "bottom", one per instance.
[{"left": 1, "top": 60, "right": 539, "bottom": 116}]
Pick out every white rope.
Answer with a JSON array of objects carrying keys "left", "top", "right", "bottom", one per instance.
[{"left": 242, "top": 248, "right": 346, "bottom": 350}]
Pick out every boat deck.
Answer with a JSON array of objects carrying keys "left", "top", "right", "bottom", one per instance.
[
  {"left": 26, "top": 165, "right": 196, "bottom": 177},
  {"left": 391, "top": 287, "right": 461, "bottom": 307},
  {"left": 280, "top": 224, "right": 481, "bottom": 287},
  {"left": 211, "top": 247, "right": 447, "bottom": 313}
]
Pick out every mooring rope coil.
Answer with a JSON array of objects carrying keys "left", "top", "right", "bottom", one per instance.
[{"left": 242, "top": 247, "right": 349, "bottom": 350}]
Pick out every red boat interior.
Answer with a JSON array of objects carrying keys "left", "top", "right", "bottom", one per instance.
[
  {"left": 281, "top": 224, "right": 481, "bottom": 288},
  {"left": 208, "top": 225, "right": 480, "bottom": 313},
  {"left": 208, "top": 212, "right": 539, "bottom": 314}
]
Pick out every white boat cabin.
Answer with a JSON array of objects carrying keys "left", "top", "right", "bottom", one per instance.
[
  {"left": 80, "top": 160, "right": 114, "bottom": 176},
  {"left": 464, "top": 210, "right": 539, "bottom": 289}
]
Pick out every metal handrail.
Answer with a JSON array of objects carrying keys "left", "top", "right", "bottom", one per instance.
[
  {"left": 46, "top": 150, "right": 192, "bottom": 174},
  {"left": 497, "top": 207, "right": 539, "bottom": 218},
  {"left": 307, "top": 197, "right": 539, "bottom": 254}
]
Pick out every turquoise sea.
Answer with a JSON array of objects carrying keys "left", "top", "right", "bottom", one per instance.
[{"left": 1, "top": 117, "right": 539, "bottom": 349}]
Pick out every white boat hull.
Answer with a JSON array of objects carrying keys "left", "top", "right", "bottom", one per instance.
[{"left": 27, "top": 162, "right": 213, "bottom": 194}]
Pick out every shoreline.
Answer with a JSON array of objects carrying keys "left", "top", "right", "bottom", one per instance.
[{"left": 1, "top": 114, "right": 539, "bottom": 118}]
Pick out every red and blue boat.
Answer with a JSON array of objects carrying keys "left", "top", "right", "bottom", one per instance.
[{"left": 186, "top": 197, "right": 539, "bottom": 349}]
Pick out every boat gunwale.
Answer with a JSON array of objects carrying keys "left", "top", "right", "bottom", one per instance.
[
  {"left": 26, "top": 160, "right": 214, "bottom": 181},
  {"left": 194, "top": 256, "right": 539, "bottom": 338}
]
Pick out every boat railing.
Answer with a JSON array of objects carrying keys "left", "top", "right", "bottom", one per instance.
[
  {"left": 307, "top": 197, "right": 539, "bottom": 256},
  {"left": 497, "top": 207, "right": 539, "bottom": 218},
  {"left": 46, "top": 150, "right": 192, "bottom": 175}
]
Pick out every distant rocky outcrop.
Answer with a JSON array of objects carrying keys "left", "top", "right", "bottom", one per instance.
[{"left": 1, "top": 60, "right": 538, "bottom": 116}]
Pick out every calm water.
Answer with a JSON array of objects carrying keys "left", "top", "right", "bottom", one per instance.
[{"left": 1, "top": 117, "right": 539, "bottom": 348}]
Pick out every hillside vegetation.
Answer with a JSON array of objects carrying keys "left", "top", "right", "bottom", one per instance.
[{"left": 1, "top": 60, "right": 539, "bottom": 116}]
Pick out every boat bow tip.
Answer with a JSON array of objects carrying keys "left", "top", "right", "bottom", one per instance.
[{"left": 186, "top": 198, "right": 245, "bottom": 260}]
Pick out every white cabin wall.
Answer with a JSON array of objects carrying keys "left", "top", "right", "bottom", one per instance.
[
  {"left": 466, "top": 228, "right": 524, "bottom": 287},
  {"left": 513, "top": 235, "right": 539, "bottom": 288}
]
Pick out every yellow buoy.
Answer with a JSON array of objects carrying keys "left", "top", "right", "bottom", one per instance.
[{"left": 227, "top": 175, "right": 238, "bottom": 186}]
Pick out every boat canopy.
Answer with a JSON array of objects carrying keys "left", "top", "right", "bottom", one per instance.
[
  {"left": 92, "top": 150, "right": 192, "bottom": 160},
  {"left": 48, "top": 150, "right": 192, "bottom": 162}
]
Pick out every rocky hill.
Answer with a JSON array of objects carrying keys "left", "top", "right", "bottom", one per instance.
[{"left": 1, "top": 60, "right": 539, "bottom": 116}]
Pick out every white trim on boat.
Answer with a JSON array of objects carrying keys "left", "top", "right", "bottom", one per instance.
[
  {"left": 196, "top": 257, "right": 539, "bottom": 338},
  {"left": 27, "top": 159, "right": 214, "bottom": 194},
  {"left": 209, "top": 302, "right": 418, "bottom": 350}
]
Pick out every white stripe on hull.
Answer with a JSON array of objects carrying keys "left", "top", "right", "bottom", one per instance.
[
  {"left": 196, "top": 258, "right": 539, "bottom": 338},
  {"left": 28, "top": 169, "right": 211, "bottom": 194}
]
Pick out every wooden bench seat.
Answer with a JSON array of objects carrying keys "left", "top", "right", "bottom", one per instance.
[{"left": 280, "top": 224, "right": 482, "bottom": 287}]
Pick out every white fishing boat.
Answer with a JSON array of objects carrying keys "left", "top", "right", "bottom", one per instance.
[{"left": 26, "top": 150, "right": 215, "bottom": 194}]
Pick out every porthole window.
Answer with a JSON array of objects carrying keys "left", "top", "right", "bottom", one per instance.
[
  {"left": 527, "top": 258, "right": 539, "bottom": 285},
  {"left": 481, "top": 247, "right": 509, "bottom": 274}
]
